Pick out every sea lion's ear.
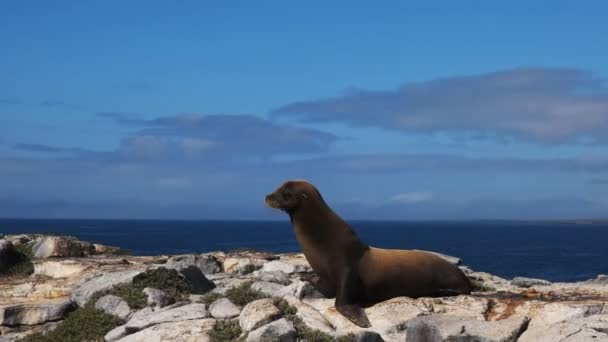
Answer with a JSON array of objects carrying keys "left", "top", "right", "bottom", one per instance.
[{"left": 301, "top": 193, "right": 308, "bottom": 200}]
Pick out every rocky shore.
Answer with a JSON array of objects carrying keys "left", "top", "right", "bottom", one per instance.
[{"left": 1, "top": 234, "right": 607, "bottom": 342}]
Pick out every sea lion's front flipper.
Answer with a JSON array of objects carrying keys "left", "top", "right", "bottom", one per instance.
[{"left": 335, "top": 267, "right": 371, "bottom": 328}]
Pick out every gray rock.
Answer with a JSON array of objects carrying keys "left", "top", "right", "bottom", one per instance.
[
  {"left": 352, "top": 331, "right": 385, "bottom": 342},
  {"left": 255, "top": 270, "right": 291, "bottom": 285},
  {"left": 283, "top": 296, "right": 334, "bottom": 333},
  {"left": 0, "top": 240, "right": 20, "bottom": 274},
  {"left": 251, "top": 281, "right": 286, "bottom": 297},
  {"left": 143, "top": 287, "right": 174, "bottom": 308},
  {"left": 163, "top": 265, "right": 216, "bottom": 294},
  {"left": 209, "top": 298, "right": 240, "bottom": 319},
  {"left": 4, "top": 235, "right": 31, "bottom": 246},
  {"left": 166, "top": 254, "right": 221, "bottom": 275},
  {"left": 31, "top": 236, "right": 95, "bottom": 259},
  {"left": 519, "top": 314, "right": 608, "bottom": 342},
  {"left": 117, "top": 318, "right": 216, "bottom": 342},
  {"left": 406, "top": 315, "right": 530, "bottom": 342},
  {"left": 260, "top": 260, "right": 307, "bottom": 274},
  {"left": 0, "top": 322, "right": 59, "bottom": 342},
  {"left": 125, "top": 303, "right": 209, "bottom": 332},
  {"left": 246, "top": 318, "right": 296, "bottom": 342},
  {"left": 104, "top": 325, "right": 129, "bottom": 342},
  {"left": 0, "top": 299, "right": 74, "bottom": 326},
  {"left": 511, "top": 277, "right": 552, "bottom": 287},
  {"left": 239, "top": 298, "right": 282, "bottom": 332},
  {"left": 95, "top": 295, "right": 131, "bottom": 320},
  {"left": 275, "top": 280, "right": 315, "bottom": 299},
  {"left": 70, "top": 270, "right": 141, "bottom": 307}
]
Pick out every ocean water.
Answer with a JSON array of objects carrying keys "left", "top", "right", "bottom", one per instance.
[{"left": 1, "top": 219, "right": 607, "bottom": 282}]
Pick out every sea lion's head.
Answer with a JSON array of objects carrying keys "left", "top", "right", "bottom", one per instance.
[{"left": 264, "top": 179, "right": 322, "bottom": 214}]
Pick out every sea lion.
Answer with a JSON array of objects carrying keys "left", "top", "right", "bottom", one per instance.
[{"left": 265, "top": 179, "right": 472, "bottom": 328}]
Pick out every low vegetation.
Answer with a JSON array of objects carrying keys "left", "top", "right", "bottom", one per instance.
[
  {"left": 197, "top": 291, "right": 224, "bottom": 305},
  {"left": 208, "top": 319, "right": 243, "bottom": 342},
  {"left": 2, "top": 243, "right": 34, "bottom": 277},
  {"left": 132, "top": 267, "right": 192, "bottom": 300},
  {"left": 18, "top": 303, "right": 122, "bottom": 342},
  {"left": 109, "top": 283, "right": 147, "bottom": 309},
  {"left": 224, "top": 281, "right": 268, "bottom": 306}
]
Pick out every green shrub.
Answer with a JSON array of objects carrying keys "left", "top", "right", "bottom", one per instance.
[
  {"left": 110, "top": 284, "right": 147, "bottom": 309},
  {"left": 18, "top": 303, "right": 121, "bottom": 342},
  {"left": 197, "top": 292, "right": 224, "bottom": 305},
  {"left": 2, "top": 243, "right": 34, "bottom": 277},
  {"left": 208, "top": 319, "right": 243, "bottom": 342},
  {"left": 224, "top": 281, "right": 268, "bottom": 306},
  {"left": 132, "top": 268, "right": 192, "bottom": 300}
]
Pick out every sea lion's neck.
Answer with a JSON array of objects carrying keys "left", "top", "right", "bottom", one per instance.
[{"left": 289, "top": 200, "right": 368, "bottom": 258}]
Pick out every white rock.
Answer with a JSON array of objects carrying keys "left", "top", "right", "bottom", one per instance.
[
  {"left": 223, "top": 257, "right": 264, "bottom": 275},
  {"left": 251, "top": 281, "right": 286, "bottom": 297},
  {"left": 246, "top": 318, "right": 296, "bottom": 342},
  {"left": 70, "top": 270, "right": 141, "bottom": 307},
  {"left": 143, "top": 287, "right": 174, "bottom": 308},
  {"left": 209, "top": 298, "right": 241, "bottom": 319},
  {"left": 117, "top": 318, "right": 216, "bottom": 342},
  {"left": 95, "top": 295, "right": 131, "bottom": 320},
  {"left": 283, "top": 296, "right": 334, "bottom": 333},
  {"left": 31, "top": 236, "right": 94, "bottom": 259},
  {"left": 520, "top": 314, "right": 608, "bottom": 342},
  {"left": 125, "top": 303, "right": 209, "bottom": 332},
  {"left": 105, "top": 325, "right": 129, "bottom": 342},
  {"left": 261, "top": 260, "right": 306, "bottom": 274},
  {"left": 33, "top": 260, "right": 89, "bottom": 278},
  {"left": 239, "top": 298, "right": 282, "bottom": 332}
]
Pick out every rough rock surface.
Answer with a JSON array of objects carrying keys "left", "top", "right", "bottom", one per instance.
[
  {"left": 166, "top": 254, "right": 221, "bottom": 275},
  {"left": 0, "top": 299, "right": 73, "bottom": 326},
  {"left": 117, "top": 318, "right": 216, "bottom": 342},
  {"left": 246, "top": 318, "right": 297, "bottom": 342},
  {"left": 125, "top": 303, "right": 209, "bottom": 332},
  {"left": 2, "top": 234, "right": 608, "bottom": 342},
  {"left": 95, "top": 295, "right": 131, "bottom": 320},
  {"left": 209, "top": 298, "right": 241, "bottom": 319},
  {"left": 31, "top": 236, "right": 95, "bottom": 259},
  {"left": 239, "top": 298, "right": 282, "bottom": 332},
  {"left": 163, "top": 265, "right": 216, "bottom": 294},
  {"left": 70, "top": 270, "right": 141, "bottom": 307}
]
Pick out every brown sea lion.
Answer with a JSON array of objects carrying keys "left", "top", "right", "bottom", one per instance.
[{"left": 264, "top": 179, "right": 472, "bottom": 328}]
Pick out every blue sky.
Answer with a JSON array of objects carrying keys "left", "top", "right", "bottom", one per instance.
[{"left": 1, "top": 1, "right": 607, "bottom": 219}]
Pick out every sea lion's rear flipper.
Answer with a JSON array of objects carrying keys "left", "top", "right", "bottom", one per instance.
[{"left": 335, "top": 267, "right": 371, "bottom": 328}]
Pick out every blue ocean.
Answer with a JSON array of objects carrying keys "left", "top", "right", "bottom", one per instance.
[{"left": 1, "top": 219, "right": 607, "bottom": 283}]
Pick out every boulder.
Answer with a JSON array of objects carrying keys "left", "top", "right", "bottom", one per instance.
[
  {"left": 0, "top": 299, "right": 74, "bottom": 326},
  {"left": 70, "top": 270, "right": 141, "bottom": 307},
  {"left": 223, "top": 257, "right": 264, "bottom": 275},
  {"left": 163, "top": 265, "right": 216, "bottom": 294},
  {"left": 117, "top": 318, "right": 216, "bottom": 342},
  {"left": 0, "top": 240, "right": 20, "bottom": 274},
  {"left": 405, "top": 315, "right": 530, "bottom": 342},
  {"left": 511, "top": 276, "right": 552, "bottom": 288},
  {"left": 239, "top": 298, "right": 282, "bottom": 332},
  {"left": 209, "top": 298, "right": 241, "bottom": 319},
  {"left": 125, "top": 303, "right": 209, "bottom": 332},
  {"left": 165, "top": 254, "right": 221, "bottom": 275},
  {"left": 105, "top": 325, "right": 130, "bottom": 342},
  {"left": 143, "top": 287, "right": 174, "bottom": 308},
  {"left": 519, "top": 314, "right": 608, "bottom": 342},
  {"left": 246, "top": 318, "right": 296, "bottom": 342},
  {"left": 31, "top": 236, "right": 95, "bottom": 259},
  {"left": 251, "top": 281, "right": 286, "bottom": 297},
  {"left": 260, "top": 260, "right": 307, "bottom": 274},
  {"left": 283, "top": 296, "right": 334, "bottom": 333},
  {"left": 95, "top": 295, "right": 131, "bottom": 320}
]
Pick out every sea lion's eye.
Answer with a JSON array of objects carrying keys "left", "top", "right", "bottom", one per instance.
[{"left": 282, "top": 191, "right": 292, "bottom": 199}]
